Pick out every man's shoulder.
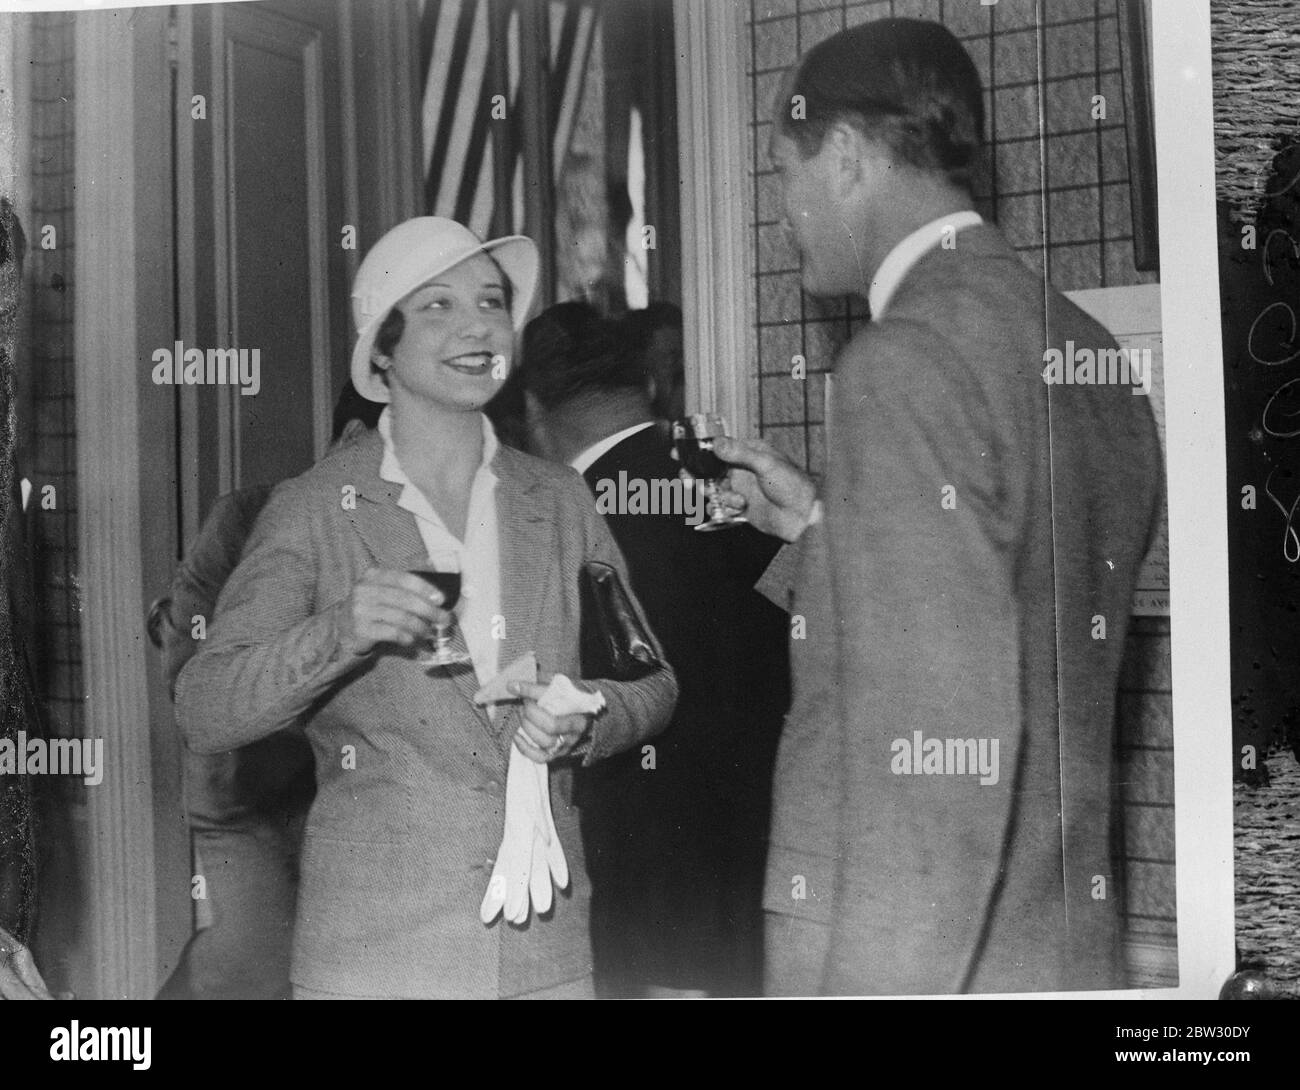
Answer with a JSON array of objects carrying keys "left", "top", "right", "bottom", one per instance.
[
  {"left": 178, "top": 484, "right": 274, "bottom": 598},
  {"left": 888, "top": 223, "right": 1118, "bottom": 345},
  {"left": 200, "top": 484, "right": 273, "bottom": 539},
  {"left": 885, "top": 225, "right": 1037, "bottom": 326},
  {"left": 585, "top": 424, "right": 675, "bottom": 481},
  {"left": 847, "top": 224, "right": 1120, "bottom": 383}
]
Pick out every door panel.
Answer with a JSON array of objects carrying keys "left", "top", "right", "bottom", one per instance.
[
  {"left": 185, "top": 0, "right": 348, "bottom": 512},
  {"left": 223, "top": 17, "right": 333, "bottom": 486}
]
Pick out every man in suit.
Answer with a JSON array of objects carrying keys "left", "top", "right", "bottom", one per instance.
[
  {"left": 713, "top": 18, "right": 1163, "bottom": 994},
  {"left": 519, "top": 305, "right": 789, "bottom": 996}
]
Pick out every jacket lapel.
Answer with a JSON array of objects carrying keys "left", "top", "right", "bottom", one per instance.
[
  {"left": 341, "top": 432, "right": 492, "bottom": 727},
  {"left": 492, "top": 449, "right": 558, "bottom": 745}
]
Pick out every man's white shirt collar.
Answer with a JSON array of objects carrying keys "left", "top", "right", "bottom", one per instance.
[
  {"left": 867, "top": 210, "right": 983, "bottom": 320},
  {"left": 569, "top": 420, "right": 656, "bottom": 475}
]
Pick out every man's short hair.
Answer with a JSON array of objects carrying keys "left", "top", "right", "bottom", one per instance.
[
  {"left": 623, "top": 301, "right": 682, "bottom": 347},
  {"left": 517, "top": 301, "right": 643, "bottom": 410},
  {"left": 781, "top": 18, "right": 985, "bottom": 190}
]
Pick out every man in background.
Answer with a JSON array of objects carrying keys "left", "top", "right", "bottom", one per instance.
[
  {"left": 625, "top": 301, "right": 685, "bottom": 425},
  {"left": 153, "top": 381, "right": 381, "bottom": 1000},
  {"left": 519, "top": 303, "right": 788, "bottom": 996}
]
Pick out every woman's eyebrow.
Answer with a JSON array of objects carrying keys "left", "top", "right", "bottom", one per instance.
[
  {"left": 418, "top": 281, "right": 504, "bottom": 289},
  {"left": 410, "top": 280, "right": 505, "bottom": 299}
]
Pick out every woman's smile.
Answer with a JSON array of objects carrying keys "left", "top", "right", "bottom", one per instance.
[{"left": 442, "top": 350, "right": 497, "bottom": 376}]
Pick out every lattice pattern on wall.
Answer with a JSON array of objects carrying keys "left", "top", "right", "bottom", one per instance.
[
  {"left": 26, "top": 12, "right": 82, "bottom": 762},
  {"left": 747, "top": 0, "right": 1157, "bottom": 475}
]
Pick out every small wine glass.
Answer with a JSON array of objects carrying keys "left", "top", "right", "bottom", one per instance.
[
  {"left": 406, "top": 555, "right": 472, "bottom": 668},
  {"left": 673, "top": 412, "right": 749, "bottom": 532}
]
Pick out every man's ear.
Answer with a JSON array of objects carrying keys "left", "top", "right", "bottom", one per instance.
[
  {"left": 827, "top": 120, "right": 887, "bottom": 199},
  {"left": 826, "top": 121, "right": 864, "bottom": 183}
]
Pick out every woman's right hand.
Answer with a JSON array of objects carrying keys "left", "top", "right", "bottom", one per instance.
[{"left": 336, "top": 567, "right": 449, "bottom": 656}]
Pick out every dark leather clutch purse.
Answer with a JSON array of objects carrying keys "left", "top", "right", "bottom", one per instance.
[{"left": 579, "top": 560, "right": 663, "bottom": 681}]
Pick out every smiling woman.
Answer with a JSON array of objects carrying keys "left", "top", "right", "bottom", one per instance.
[
  {"left": 370, "top": 255, "right": 514, "bottom": 415},
  {"left": 172, "top": 216, "right": 677, "bottom": 999},
  {"left": 372, "top": 264, "right": 515, "bottom": 386}
]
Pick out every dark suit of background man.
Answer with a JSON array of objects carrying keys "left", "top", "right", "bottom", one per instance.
[
  {"left": 714, "top": 18, "right": 1162, "bottom": 995},
  {"left": 516, "top": 304, "right": 789, "bottom": 997}
]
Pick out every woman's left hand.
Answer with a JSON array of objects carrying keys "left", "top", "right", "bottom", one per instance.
[{"left": 509, "top": 680, "right": 590, "bottom": 764}]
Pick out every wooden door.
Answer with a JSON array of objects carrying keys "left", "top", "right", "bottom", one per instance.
[{"left": 179, "top": 0, "right": 350, "bottom": 522}]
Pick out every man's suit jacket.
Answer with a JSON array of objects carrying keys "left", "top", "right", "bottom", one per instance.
[
  {"left": 176, "top": 428, "right": 676, "bottom": 998},
  {"left": 577, "top": 424, "right": 787, "bottom": 990},
  {"left": 162, "top": 484, "right": 315, "bottom": 826},
  {"left": 761, "top": 223, "right": 1162, "bottom": 995}
]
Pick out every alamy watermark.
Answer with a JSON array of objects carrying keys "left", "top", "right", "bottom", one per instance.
[
  {"left": 593, "top": 472, "right": 706, "bottom": 526},
  {"left": 1041, "top": 341, "right": 1152, "bottom": 396},
  {"left": 890, "top": 729, "right": 999, "bottom": 786},
  {"left": 151, "top": 340, "right": 261, "bottom": 396},
  {"left": 0, "top": 731, "right": 103, "bottom": 786},
  {"left": 50, "top": 1021, "right": 151, "bottom": 1070}
]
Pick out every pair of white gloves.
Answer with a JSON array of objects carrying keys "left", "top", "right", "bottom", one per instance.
[{"left": 477, "top": 668, "right": 604, "bottom": 925}]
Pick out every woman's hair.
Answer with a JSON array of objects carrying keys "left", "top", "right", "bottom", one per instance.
[
  {"left": 371, "top": 255, "right": 515, "bottom": 377},
  {"left": 331, "top": 378, "right": 384, "bottom": 442},
  {"left": 781, "top": 18, "right": 985, "bottom": 191}
]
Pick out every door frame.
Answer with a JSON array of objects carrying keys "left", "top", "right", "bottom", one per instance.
[
  {"left": 74, "top": 6, "right": 177, "bottom": 1000},
  {"left": 673, "top": 0, "right": 753, "bottom": 434}
]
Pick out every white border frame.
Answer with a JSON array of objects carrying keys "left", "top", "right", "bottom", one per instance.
[
  {"left": 1152, "top": 0, "right": 1236, "bottom": 999},
  {"left": 3, "top": 0, "right": 1237, "bottom": 1000}
]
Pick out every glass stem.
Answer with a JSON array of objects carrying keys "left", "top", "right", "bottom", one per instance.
[{"left": 704, "top": 479, "right": 723, "bottom": 521}]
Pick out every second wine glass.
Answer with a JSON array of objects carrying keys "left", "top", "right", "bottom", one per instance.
[{"left": 673, "top": 412, "right": 749, "bottom": 532}]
